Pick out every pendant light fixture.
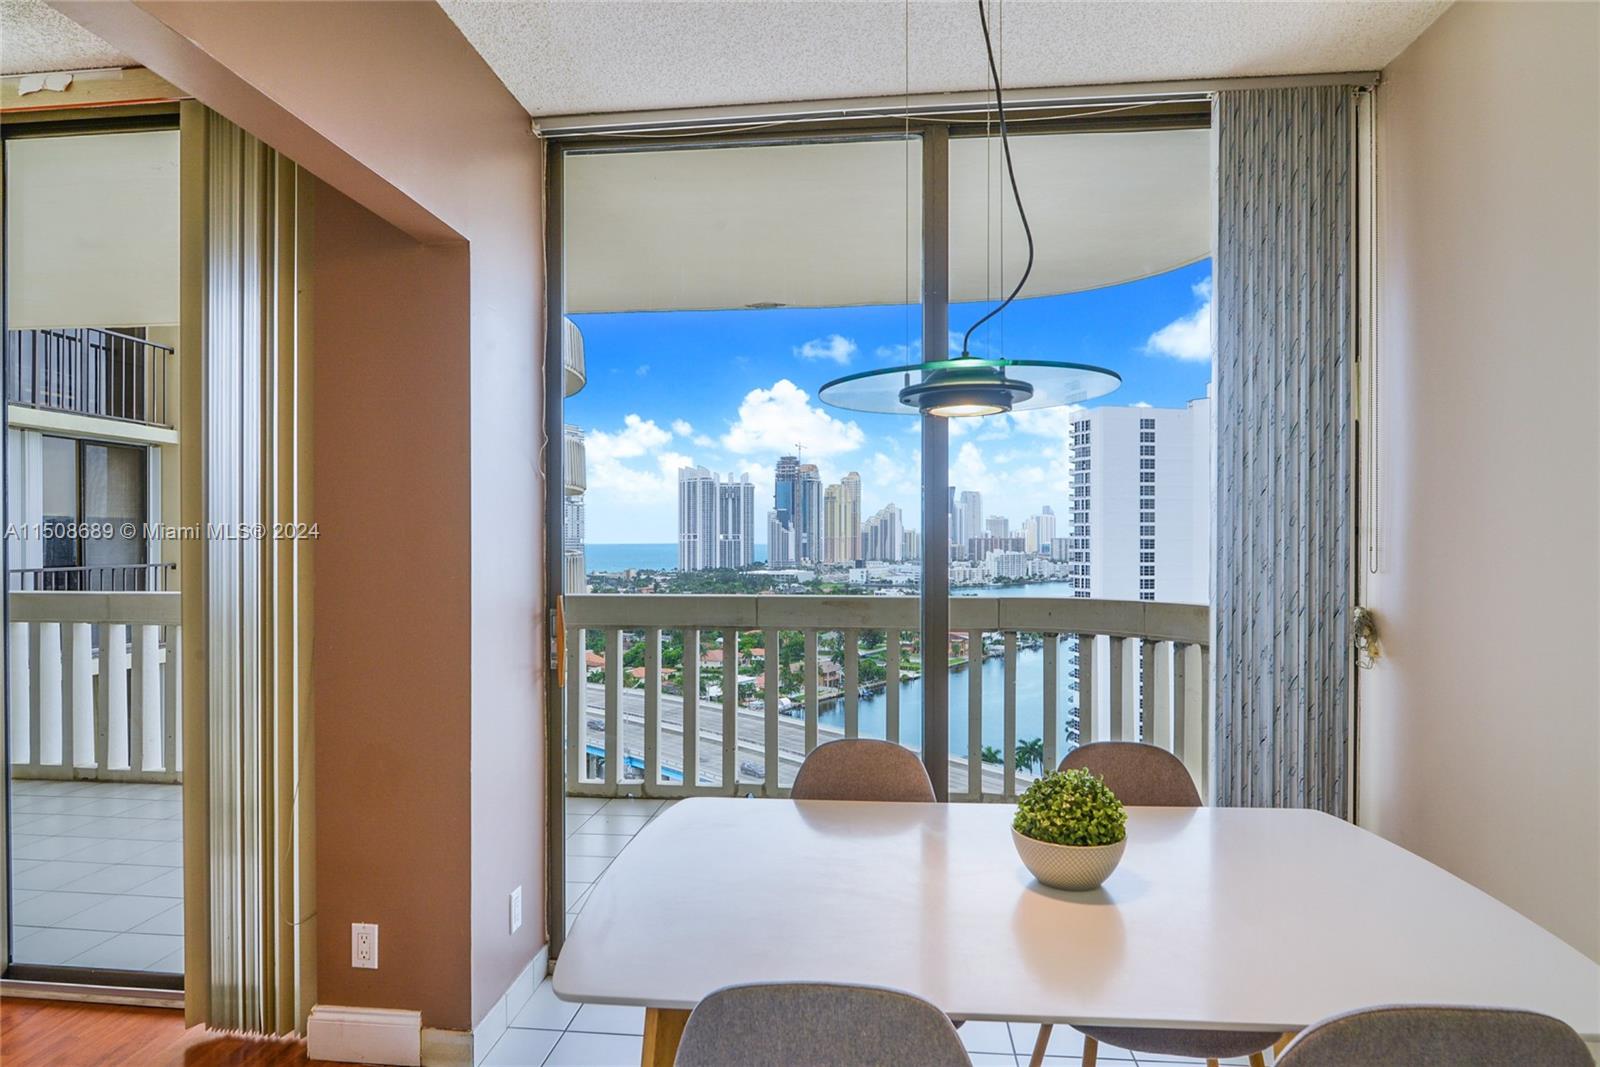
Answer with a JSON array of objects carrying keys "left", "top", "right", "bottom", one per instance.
[{"left": 818, "top": 0, "right": 1121, "bottom": 418}]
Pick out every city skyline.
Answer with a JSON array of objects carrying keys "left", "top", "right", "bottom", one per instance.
[{"left": 568, "top": 261, "right": 1214, "bottom": 543}]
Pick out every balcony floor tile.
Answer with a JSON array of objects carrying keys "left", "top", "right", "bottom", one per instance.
[{"left": 6, "top": 779, "right": 183, "bottom": 975}]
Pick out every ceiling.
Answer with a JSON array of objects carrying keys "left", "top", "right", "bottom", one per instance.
[
  {"left": 0, "top": 0, "right": 130, "bottom": 75},
  {"left": 441, "top": 0, "right": 1450, "bottom": 120},
  {"left": 565, "top": 127, "right": 1209, "bottom": 314}
]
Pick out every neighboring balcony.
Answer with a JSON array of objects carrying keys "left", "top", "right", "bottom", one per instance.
[
  {"left": 564, "top": 548, "right": 587, "bottom": 594},
  {"left": 563, "top": 317, "right": 586, "bottom": 397},
  {"left": 9, "top": 562, "right": 175, "bottom": 593},
  {"left": 5, "top": 327, "right": 174, "bottom": 429},
  {"left": 565, "top": 425, "right": 586, "bottom": 495},
  {"left": 561, "top": 594, "right": 1209, "bottom": 801}
]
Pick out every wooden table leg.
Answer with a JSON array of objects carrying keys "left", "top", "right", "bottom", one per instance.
[
  {"left": 642, "top": 1007, "right": 690, "bottom": 1067},
  {"left": 1274, "top": 1032, "right": 1296, "bottom": 1056}
]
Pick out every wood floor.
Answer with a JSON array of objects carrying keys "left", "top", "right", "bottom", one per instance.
[{"left": 0, "top": 998, "right": 359, "bottom": 1067}]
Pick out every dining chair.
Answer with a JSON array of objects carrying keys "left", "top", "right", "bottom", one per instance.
[
  {"left": 790, "top": 737, "right": 936, "bottom": 802},
  {"left": 1275, "top": 1004, "right": 1593, "bottom": 1066},
  {"left": 1028, "top": 741, "right": 1274, "bottom": 1067},
  {"left": 673, "top": 981, "right": 973, "bottom": 1067}
]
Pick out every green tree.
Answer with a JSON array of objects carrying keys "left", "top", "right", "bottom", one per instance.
[
  {"left": 981, "top": 745, "right": 1003, "bottom": 766},
  {"left": 1015, "top": 737, "right": 1046, "bottom": 774}
]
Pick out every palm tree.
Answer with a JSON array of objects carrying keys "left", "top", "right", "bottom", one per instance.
[
  {"left": 980, "top": 745, "right": 1003, "bottom": 766},
  {"left": 1015, "top": 737, "right": 1046, "bottom": 774}
]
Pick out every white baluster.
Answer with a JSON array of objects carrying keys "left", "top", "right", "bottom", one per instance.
[
  {"left": 106, "top": 623, "right": 131, "bottom": 770},
  {"left": 644, "top": 627, "right": 661, "bottom": 789},
  {"left": 682, "top": 627, "right": 701, "bottom": 789},
  {"left": 1003, "top": 632, "right": 1018, "bottom": 798},
  {"left": 9, "top": 622, "right": 30, "bottom": 765},
  {"left": 39, "top": 622, "right": 63, "bottom": 765},
  {"left": 137, "top": 624, "right": 163, "bottom": 771},
  {"left": 69, "top": 622, "right": 94, "bottom": 768}
]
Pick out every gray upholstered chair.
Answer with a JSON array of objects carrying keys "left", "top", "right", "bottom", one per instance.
[
  {"left": 673, "top": 981, "right": 972, "bottom": 1067},
  {"left": 1028, "top": 741, "right": 1273, "bottom": 1067},
  {"left": 1275, "top": 1005, "right": 1593, "bottom": 1066},
  {"left": 790, "top": 738, "right": 936, "bottom": 803}
]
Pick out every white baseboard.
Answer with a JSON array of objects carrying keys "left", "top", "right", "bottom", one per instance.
[
  {"left": 307, "top": 945, "right": 549, "bottom": 1067},
  {"left": 308, "top": 1005, "right": 422, "bottom": 1067}
]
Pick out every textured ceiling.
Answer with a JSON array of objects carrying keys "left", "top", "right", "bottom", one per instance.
[
  {"left": 565, "top": 128, "right": 1209, "bottom": 313},
  {"left": 441, "top": 0, "right": 1450, "bottom": 119},
  {"left": 0, "top": 0, "right": 131, "bottom": 75}
]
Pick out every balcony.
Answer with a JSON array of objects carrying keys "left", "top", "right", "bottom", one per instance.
[
  {"left": 563, "top": 317, "right": 586, "bottom": 397},
  {"left": 5, "top": 327, "right": 174, "bottom": 429},
  {"left": 561, "top": 594, "right": 1208, "bottom": 801},
  {"left": 564, "top": 425, "right": 586, "bottom": 495},
  {"left": 6, "top": 588, "right": 185, "bottom": 973}
]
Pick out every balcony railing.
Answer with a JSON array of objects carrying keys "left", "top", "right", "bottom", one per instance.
[
  {"left": 5, "top": 327, "right": 174, "bottom": 428},
  {"left": 563, "top": 317, "right": 586, "bottom": 398},
  {"left": 9, "top": 562, "right": 175, "bottom": 592},
  {"left": 564, "top": 594, "right": 1208, "bottom": 802},
  {"left": 565, "top": 425, "right": 586, "bottom": 495},
  {"left": 7, "top": 590, "right": 183, "bottom": 783}
]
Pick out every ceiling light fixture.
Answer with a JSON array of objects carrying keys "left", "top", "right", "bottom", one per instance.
[{"left": 819, "top": 0, "right": 1121, "bottom": 418}]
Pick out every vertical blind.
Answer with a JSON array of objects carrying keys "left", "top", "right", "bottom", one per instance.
[
  {"left": 1212, "top": 86, "right": 1354, "bottom": 816},
  {"left": 184, "top": 106, "right": 315, "bottom": 1034}
]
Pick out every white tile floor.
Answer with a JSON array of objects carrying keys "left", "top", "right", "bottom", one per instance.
[
  {"left": 475, "top": 797, "right": 1264, "bottom": 1066},
  {"left": 7, "top": 778, "right": 183, "bottom": 973}
]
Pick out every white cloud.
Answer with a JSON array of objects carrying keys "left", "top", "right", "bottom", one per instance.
[
  {"left": 671, "top": 419, "right": 694, "bottom": 437},
  {"left": 583, "top": 415, "right": 688, "bottom": 513},
  {"left": 692, "top": 434, "right": 714, "bottom": 447},
  {"left": 795, "top": 334, "right": 857, "bottom": 365},
  {"left": 636, "top": 363, "right": 652, "bottom": 376},
  {"left": 874, "top": 340, "right": 921, "bottom": 363},
  {"left": 1144, "top": 277, "right": 1213, "bottom": 361},
  {"left": 721, "top": 379, "right": 865, "bottom": 458}
]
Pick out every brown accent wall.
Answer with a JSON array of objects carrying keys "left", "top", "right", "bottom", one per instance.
[
  {"left": 58, "top": 0, "right": 549, "bottom": 1030},
  {"left": 312, "top": 185, "right": 475, "bottom": 1025}
]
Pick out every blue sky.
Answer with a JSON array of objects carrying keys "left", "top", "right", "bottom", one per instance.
[{"left": 569, "top": 259, "right": 1212, "bottom": 544}]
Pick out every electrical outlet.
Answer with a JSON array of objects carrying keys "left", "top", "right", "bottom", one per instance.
[
  {"left": 510, "top": 886, "right": 523, "bottom": 933},
  {"left": 352, "top": 922, "right": 379, "bottom": 969}
]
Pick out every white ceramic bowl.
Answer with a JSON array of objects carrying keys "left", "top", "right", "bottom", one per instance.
[{"left": 1011, "top": 828, "right": 1126, "bottom": 891}]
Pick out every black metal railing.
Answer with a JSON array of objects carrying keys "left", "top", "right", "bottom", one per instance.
[
  {"left": 5, "top": 327, "right": 173, "bottom": 427},
  {"left": 8, "top": 562, "right": 175, "bottom": 592}
]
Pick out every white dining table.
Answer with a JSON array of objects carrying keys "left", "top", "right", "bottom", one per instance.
[{"left": 553, "top": 797, "right": 1600, "bottom": 1066}]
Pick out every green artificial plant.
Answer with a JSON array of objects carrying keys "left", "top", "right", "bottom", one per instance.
[{"left": 1012, "top": 767, "right": 1127, "bottom": 847}]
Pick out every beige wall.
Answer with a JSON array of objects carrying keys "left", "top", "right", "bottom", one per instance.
[
  {"left": 1362, "top": 1, "right": 1600, "bottom": 961},
  {"left": 61, "top": 0, "right": 549, "bottom": 1031}
]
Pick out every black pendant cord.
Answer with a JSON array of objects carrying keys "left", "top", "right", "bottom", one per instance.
[{"left": 960, "top": 0, "right": 1035, "bottom": 360}]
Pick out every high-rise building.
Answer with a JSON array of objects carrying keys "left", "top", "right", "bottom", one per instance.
[
  {"left": 985, "top": 515, "right": 1010, "bottom": 540},
  {"left": 1022, "top": 507, "right": 1057, "bottom": 553},
  {"left": 794, "top": 463, "right": 824, "bottom": 563},
  {"left": 822, "top": 472, "right": 864, "bottom": 563},
  {"left": 717, "top": 474, "right": 756, "bottom": 569},
  {"left": 863, "top": 503, "right": 904, "bottom": 562},
  {"left": 678, "top": 466, "right": 720, "bottom": 571},
  {"left": 681, "top": 467, "right": 757, "bottom": 570},
  {"left": 767, "top": 510, "right": 795, "bottom": 567},
  {"left": 840, "top": 472, "right": 862, "bottom": 562},
  {"left": 955, "top": 490, "right": 983, "bottom": 557},
  {"left": 1063, "top": 395, "right": 1212, "bottom": 743},
  {"left": 902, "top": 528, "right": 921, "bottom": 561},
  {"left": 1065, "top": 397, "right": 1211, "bottom": 604},
  {"left": 771, "top": 454, "right": 801, "bottom": 565}
]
